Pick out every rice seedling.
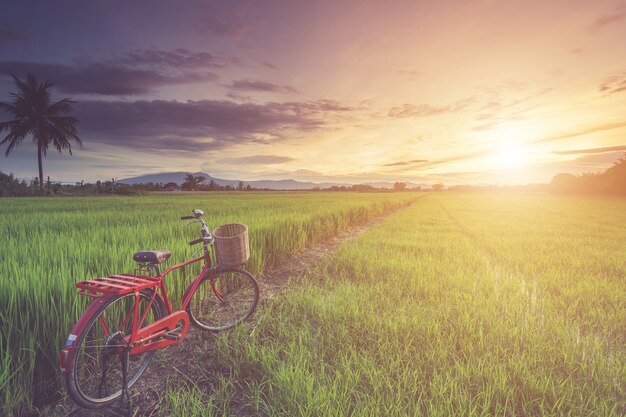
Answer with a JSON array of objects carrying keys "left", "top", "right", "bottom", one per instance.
[
  {"left": 0, "top": 192, "right": 416, "bottom": 415},
  {"left": 177, "top": 193, "right": 625, "bottom": 417}
]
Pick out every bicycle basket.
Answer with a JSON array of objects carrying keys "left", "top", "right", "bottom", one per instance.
[{"left": 213, "top": 223, "right": 250, "bottom": 267}]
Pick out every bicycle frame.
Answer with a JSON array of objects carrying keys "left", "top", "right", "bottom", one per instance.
[{"left": 60, "top": 252, "right": 225, "bottom": 374}]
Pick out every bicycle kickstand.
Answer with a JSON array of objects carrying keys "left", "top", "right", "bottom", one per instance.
[{"left": 118, "top": 347, "right": 132, "bottom": 415}]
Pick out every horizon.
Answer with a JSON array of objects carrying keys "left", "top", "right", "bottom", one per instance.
[
  {"left": 1, "top": 1, "right": 626, "bottom": 185},
  {"left": 8, "top": 158, "right": 623, "bottom": 188}
]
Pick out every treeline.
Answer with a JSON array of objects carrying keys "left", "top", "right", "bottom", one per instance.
[
  {"left": 550, "top": 153, "right": 626, "bottom": 196},
  {"left": 0, "top": 173, "right": 155, "bottom": 196},
  {"left": 0, "top": 173, "right": 275, "bottom": 197},
  {"left": 0, "top": 172, "right": 33, "bottom": 197},
  {"left": 0, "top": 173, "right": 423, "bottom": 197}
]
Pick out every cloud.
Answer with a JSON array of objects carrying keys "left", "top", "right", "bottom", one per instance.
[
  {"left": 292, "top": 169, "right": 324, "bottom": 176},
  {"left": 388, "top": 98, "right": 474, "bottom": 118},
  {"left": 219, "top": 155, "right": 296, "bottom": 164},
  {"left": 599, "top": 71, "right": 626, "bottom": 95},
  {"left": 397, "top": 69, "right": 420, "bottom": 80},
  {"left": 230, "top": 79, "right": 300, "bottom": 94},
  {"left": 472, "top": 122, "right": 497, "bottom": 131},
  {"left": 110, "top": 48, "right": 228, "bottom": 69},
  {"left": 412, "top": 122, "right": 626, "bottom": 171},
  {"left": 538, "top": 121, "right": 626, "bottom": 144},
  {"left": 199, "top": 15, "right": 247, "bottom": 37},
  {"left": 72, "top": 98, "right": 353, "bottom": 152},
  {"left": 0, "top": 27, "right": 27, "bottom": 46},
  {"left": 553, "top": 145, "right": 626, "bottom": 155},
  {"left": 306, "top": 99, "right": 355, "bottom": 112},
  {"left": 384, "top": 159, "right": 428, "bottom": 167},
  {"left": 458, "top": 122, "right": 626, "bottom": 164},
  {"left": 261, "top": 61, "right": 279, "bottom": 70},
  {"left": 588, "top": 4, "right": 626, "bottom": 33},
  {"left": 0, "top": 59, "right": 218, "bottom": 96},
  {"left": 388, "top": 103, "right": 452, "bottom": 118},
  {"left": 554, "top": 151, "right": 626, "bottom": 170}
]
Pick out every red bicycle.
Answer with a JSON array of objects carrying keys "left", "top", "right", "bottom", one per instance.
[{"left": 58, "top": 209, "right": 259, "bottom": 409}]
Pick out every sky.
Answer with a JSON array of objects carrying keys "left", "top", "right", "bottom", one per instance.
[{"left": 0, "top": 0, "right": 625, "bottom": 185}]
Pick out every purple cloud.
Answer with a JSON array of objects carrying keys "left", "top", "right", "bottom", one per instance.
[
  {"left": 73, "top": 98, "right": 354, "bottom": 152},
  {"left": 219, "top": 155, "right": 296, "bottom": 164},
  {"left": 200, "top": 15, "right": 247, "bottom": 37},
  {"left": 230, "top": 79, "right": 300, "bottom": 94},
  {"left": 0, "top": 26, "right": 27, "bottom": 46},
  {"left": 261, "top": 61, "right": 279, "bottom": 70},
  {"left": 111, "top": 48, "right": 228, "bottom": 69},
  {"left": 0, "top": 60, "right": 218, "bottom": 96}
]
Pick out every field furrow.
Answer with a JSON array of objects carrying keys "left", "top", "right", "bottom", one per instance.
[{"left": 171, "top": 194, "right": 625, "bottom": 417}]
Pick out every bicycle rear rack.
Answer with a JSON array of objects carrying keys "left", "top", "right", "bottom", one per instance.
[{"left": 76, "top": 274, "right": 160, "bottom": 298}]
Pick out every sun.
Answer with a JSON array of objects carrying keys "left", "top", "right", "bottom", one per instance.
[
  {"left": 482, "top": 123, "right": 537, "bottom": 169},
  {"left": 498, "top": 144, "right": 526, "bottom": 167}
]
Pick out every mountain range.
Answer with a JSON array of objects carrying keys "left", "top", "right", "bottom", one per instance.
[{"left": 118, "top": 172, "right": 423, "bottom": 190}]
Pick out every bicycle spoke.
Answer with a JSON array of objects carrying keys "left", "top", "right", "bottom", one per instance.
[
  {"left": 188, "top": 269, "right": 258, "bottom": 332},
  {"left": 98, "top": 316, "right": 110, "bottom": 338},
  {"left": 69, "top": 291, "right": 164, "bottom": 406}
]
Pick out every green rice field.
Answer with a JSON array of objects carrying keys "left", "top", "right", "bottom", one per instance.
[
  {"left": 0, "top": 192, "right": 416, "bottom": 415},
  {"left": 1, "top": 192, "right": 624, "bottom": 416},
  {"left": 160, "top": 193, "right": 625, "bottom": 416}
]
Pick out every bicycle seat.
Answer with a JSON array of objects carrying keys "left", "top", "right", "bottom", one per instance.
[{"left": 133, "top": 250, "right": 172, "bottom": 264}]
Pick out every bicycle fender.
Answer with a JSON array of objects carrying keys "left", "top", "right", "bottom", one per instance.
[{"left": 59, "top": 296, "right": 110, "bottom": 375}]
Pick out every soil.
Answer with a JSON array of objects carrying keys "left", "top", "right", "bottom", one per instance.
[{"left": 40, "top": 209, "right": 400, "bottom": 417}]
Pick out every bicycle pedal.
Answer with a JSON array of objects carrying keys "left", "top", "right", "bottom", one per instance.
[{"left": 162, "top": 332, "right": 181, "bottom": 341}]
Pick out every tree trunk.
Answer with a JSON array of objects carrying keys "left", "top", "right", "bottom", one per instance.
[{"left": 37, "top": 145, "right": 44, "bottom": 191}]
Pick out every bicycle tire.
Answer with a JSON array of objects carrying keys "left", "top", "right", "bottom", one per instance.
[
  {"left": 65, "top": 289, "right": 166, "bottom": 408},
  {"left": 187, "top": 268, "right": 259, "bottom": 332}
]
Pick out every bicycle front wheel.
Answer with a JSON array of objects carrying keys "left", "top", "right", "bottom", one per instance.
[
  {"left": 187, "top": 268, "right": 259, "bottom": 332},
  {"left": 66, "top": 290, "right": 165, "bottom": 408}
]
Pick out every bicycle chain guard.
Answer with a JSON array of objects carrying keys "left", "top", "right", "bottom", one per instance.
[{"left": 128, "top": 310, "right": 190, "bottom": 355}]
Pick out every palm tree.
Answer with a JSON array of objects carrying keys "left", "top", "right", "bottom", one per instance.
[
  {"left": 182, "top": 174, "right": 206, "bottom": 191},
  {"left": 0, "top": 73, "right": 81, "bottom": 191}
]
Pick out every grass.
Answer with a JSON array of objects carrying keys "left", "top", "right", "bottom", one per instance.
[
  {"left": 0, "top": 191, "right": 417, "bottom": 415},
  {"left": 157, "top": 193, "right": 625, "bottom": 416}
]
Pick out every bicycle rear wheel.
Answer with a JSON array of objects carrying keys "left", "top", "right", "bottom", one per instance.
[
  {"left": 65, "top": 290, "right": 165, "bottom": 408},
  {"left": 187, "top": 268, "right": 259, "bottom": 332}
]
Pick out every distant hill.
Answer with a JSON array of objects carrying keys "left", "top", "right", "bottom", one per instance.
[
  {"left": 118, "top": 171, "right": 424, "bottom": 190},
  {"left": 118, "top": 171, "right": 350, "bottom": 190}
]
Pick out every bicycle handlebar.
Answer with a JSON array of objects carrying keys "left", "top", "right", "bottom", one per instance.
[
  {"left": 189, "top": 237, "right": 204, "bottom": 246},
  {"left": 183, "top": 209, "right": 212, "bottom": 248}
]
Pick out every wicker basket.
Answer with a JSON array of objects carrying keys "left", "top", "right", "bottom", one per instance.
[{"left": 213, "top": 223, "right": 250, "bottom": 267}]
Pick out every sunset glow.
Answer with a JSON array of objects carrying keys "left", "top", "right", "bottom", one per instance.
[
  {"left": 0, "top": 0, "right": 625, "bottom": 185},
  {"left": 498, "top": 145, "right": 526, "bottom": 168}
]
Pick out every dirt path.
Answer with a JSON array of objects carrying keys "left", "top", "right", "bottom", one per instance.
[{"left": 47, "top": 206, "right": 408, "bottom": 417}]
